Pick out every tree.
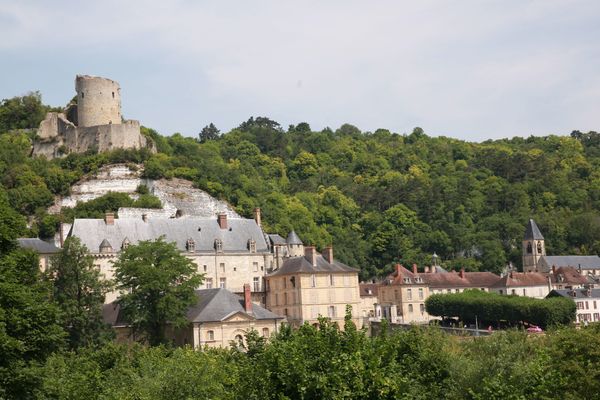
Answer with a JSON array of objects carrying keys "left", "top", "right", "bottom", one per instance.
[
  {"left": 198, "top": 123, "right": 221, "bottom": 143},
  {"left": 113, "top": 237, "right": 203, "bottom": 345},
  {"left": 48, "top": 237, "right": 113, "bottom": 349},
  {"left": 0, "top": 92, "right": 53, "bottom": 132}
]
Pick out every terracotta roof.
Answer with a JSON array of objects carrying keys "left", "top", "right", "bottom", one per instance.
[
  {"left": 550, "top": 266, "right": 589, "bottom": 285},
  {"left": 383, "top": 264, "right": 425, "bottom": 285},
  {"left": 359, "top": 283, "right": 380, "bottom": 297},
  {"left": 423, "top": 271, "right": 500, "bottom": 288},
  {"left": 491, "top": 272, "right": 549, "bottom": 288}
]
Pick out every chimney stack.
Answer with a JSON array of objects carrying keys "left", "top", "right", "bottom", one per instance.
[
  {"left": 412, "top": 264, "right": 418, "bottom": 274},
  {"left": 104, "top": 212, "right": 114, "bottom": 225},
  {"left": 323, "top": 246, "right": 333, "bottom": 264},
  {"left": 459, "top": 267, "right": 465, "bottom": 279},
  {"left": 243, "top": 283, "right": 253, "bottom": 313},
  {"left": 218, "top": 213, "right": 228, "bottom": 230},
  {"left": 142, "top": 213, "right": 148, "bottom": 222},
  {"left": 395, "top": 264, "right": 402, "bottom": 276},
  {"left": 424, "top": 266, "right": 430, "bottom": 273},
  {"left": 253, "top": 207, "right": 262, "bottom": 227},
  {"left": 552, "top": 265, "right": 556, "bottom": 274},
  {"left": 304, "top": 246, "right": 317, "bottom": 267}
]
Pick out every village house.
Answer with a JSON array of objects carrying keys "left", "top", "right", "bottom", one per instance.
[
  {"left": 265, "top": 243, "right": 362, "bottom": 329},
  {"left": 16, "top": 238, "right": 59, "bottom": 272},
  {"left": 104, "top": 284, "right": 283, "bottom": 348},
  {"left": 378, "top": 264, "right": 430, "bottom": 324},
  {"left": 547, "top": 288, "right": 600, "bottom": 324}
]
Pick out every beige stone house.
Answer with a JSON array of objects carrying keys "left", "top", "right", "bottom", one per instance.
[
  {"left": 547, "top": 288, "right": 600, "bottom": 324},
  {"left": 69, "top": 212, "right": 273, "bottom": 304},
  {"left": 105, "top": 284, "right": 283, "bottom": 348},
  {"left": 379, "top": 264, "right": 430, "bottom": 324},
  {"left": 265, "top": 245, "right": 361, "bottom": 329},
  {"left": 489, "top": 271, "right": 551, "bottom": 298},
  {"left": 17, "top": 238, "right": 60, "bottom": 272}
]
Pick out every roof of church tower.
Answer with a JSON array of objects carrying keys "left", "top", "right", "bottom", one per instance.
[{"left": 524, "top": 219, "right": 544, "bottom": 240}]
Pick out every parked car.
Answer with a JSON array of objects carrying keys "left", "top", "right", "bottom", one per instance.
[{"left": 526, "top": 325, "right": 543, "bottom": 333}]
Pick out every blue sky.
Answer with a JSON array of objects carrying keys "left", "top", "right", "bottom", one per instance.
[{"left": 1, "top": 1, "right": 599, "bottom": 141}]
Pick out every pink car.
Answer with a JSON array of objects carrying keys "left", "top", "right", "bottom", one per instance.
[{"left": 527, "top": 326, "right": 543, "bottom": 333}]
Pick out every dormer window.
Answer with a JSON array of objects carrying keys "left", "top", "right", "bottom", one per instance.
[
  {"left": 99, "top": 239, "right": 113, "bottom": 254},
  {"left": 121, "top": 237, "right": 130, "bottom": 250},
  {"left": 214, "top": 239, "right": 223, "bottom": 253},
  {"left": 248, "top": 239, "right": 256, "bottom": 253},
  {"left": 186, "top": 238, "right": 195, "bottom": 252},
  {"left": 403, "top": 277, "right": 411, "bottom": 284},
  {"left": 415, "top": 277, "right": 423, "bottom": 283}
]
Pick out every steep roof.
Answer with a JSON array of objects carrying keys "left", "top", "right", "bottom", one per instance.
[
  {"left": 524, "top": 219, "right": 544, "bottom": 240},
  {"left": 69, "top": 217, "right": 269, "bottom": 254},
  {"left": 286, "top": 230, "right": 303, "bottom": 245},
  {"left": 423, "top": 271, "right": 500, "bottom": 288},
  {"left": 268, "top": 254, "right": 358, "bottom": 276},
  {"left": 359, "top": 283, "right": 380, "bottom": 297},
  {"left": 16, "top": 238, "right": 60, "bottom": 254},
  {"left": 268, "top": 234, "right": 287, "bottom": 246},
  {"left": 105, "top": 288, "right": 283, "bottom": 327},
  {"left": 491, "top": 272, "right": 549, "bottom": 288},
  {"left": 550, "top": 266, "right": 589, "bottom": 285},
  {"left": 541, "top": 255, "right": 600, "bottom": 270}
]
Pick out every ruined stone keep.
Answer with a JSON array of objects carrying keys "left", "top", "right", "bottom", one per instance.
[{"left": 33, "top": 75, "right": 154, "bottom": 159}]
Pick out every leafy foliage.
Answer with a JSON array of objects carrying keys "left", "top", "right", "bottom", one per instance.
[{"left": 113, "top": 237, "right": 204, "bottom": 346}]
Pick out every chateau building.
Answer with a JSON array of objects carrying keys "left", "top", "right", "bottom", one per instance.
[
  {"left": 265, "top": 244, "right": 361, "bottom": 329},
  {"left": 68, "top": 211, "right": 272, "bottom": 303},
  {"left": 16, "top": 238, "right": 59, "bottom": 272}
]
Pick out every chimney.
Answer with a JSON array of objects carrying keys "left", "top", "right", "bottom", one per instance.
[
  {"left": 104, "top": 212, "right": 114, "bottom": 225},
  {"left": 412, "top": 264, "right": 418, "bottom": 274},
  {"left": 459, "top": 268, "right": 465, "bottom": 279},
  {"left": 395, "top": 263, "right": 402, "bottom": 276},
  {"left": 142, "top": 213, "right": 148, "bottom": 222},
  {"left": 253, "top": 207, "right": 262, "bottom": 227},
  {"left": 243, "top": 283, "right": 253, "bottom": 313},
  {"left": 547, "top": 275, "right": 553, "bottom": 292},
  {"left": 218, "top": 213, "right": 228, "bottom": 230},
  {"left": 304, "top": 246, "right": 317, "bottom": 266},
  {"left": 323, "top": 246, "right": 333, "bottom": 264},
  {"left": 424, "top": 266, "right": 430, "bottom": 273},
  {"left": 552, "top": 265, "right": 556, "bottom": 274}
]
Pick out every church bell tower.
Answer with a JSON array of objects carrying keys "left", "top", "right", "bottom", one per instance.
[{"left": 522, "top": 219, "right": 545, "bottom": 272}]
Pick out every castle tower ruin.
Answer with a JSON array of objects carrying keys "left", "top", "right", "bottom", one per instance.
[{"left": 75, "top": 75, "right": 122, "bottom": 127}]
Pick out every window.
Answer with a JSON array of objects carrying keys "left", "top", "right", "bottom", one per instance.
[
  {"left": 206, "top": 278, "right": 213, "bottom": 289},
  {"left": 112, "top": 91, "right": 115, "bottom": 98},
  {"left": 253, "top": 262, "right": 258, "bottom": 272},
  {"left": 262, "top": 328, "right": 269, "bottom": 337},
  {"left": 523, "top": 289, "right": 526, "bottom": 296},
  {"left": 330, "top": 274, "right": 334, "bottom": 286},
  {"left": 220, "top": 263, "right": 225, "bottom": 273},
  {"left": 594, "top": 301, "right": 597, "bottom": 309},
  {"left": 203, "top": 265, "right": 207, "bottom": 272},
  {"left": 186, "top": 238, "right": 195, "bottom": 252},
  {"left": 403, "top": 278, "right": 411, "bottom": 284},
  {"left": 311, "top": 274, "right": 316, "bottom": 288},
  {"left": 207, "top": 330, "right": 214, "bottom": 341},
  {"left": 577, "top": 301, "right": 584, "bottom": 310},
  {"left": 408, "top": 304, "right": 413, "bottom": 313},
  {"left": 253, "top": 277, "right": 260, "bottom": 292},
  {"left": 407, "top": 289, "right": 412, "bottom": 300},
  {"left": 215, "top": 239, "right": 223, "bottom": 252},
  {"left": 284, "top": 308, "right": 288, "bottom": 316},
  {"left": 283, "top": 277, "right": 287, "bottom": 289},
  {"left": 290, "top": 276, "right": 296, "bottom": 288},
  {"left": 455, "top": 289, "right": 460, "bottom": 293},
  {"left": 511, "top": 289, "right": 516, "bottom": 295},
  {"left": 418, "top": 288, "right": 424, "bottom": 300},
  {"left": 284, "top": 293, "right": 288, "bottom": 305},
  {"left": 275, "top": 293, "right": 279, "bottom": 306},
  {"left": 248, "top": 239, "right": 256, "bottom": 253},
  {"left": 527, "top": 242, "right": 532, "bottom": 254},
  {"left": 420, "top": 304, "right": 425, "bottom": 313},
  {"left": 499, "top": 290, "right": 503, "bottom": 295},
  {"left": 328, "top": 305, "right": 336, "bottom": 318},
  {"left": 586, "top": 301, "right": 589, "bottom": 310},
  {"left": 219, "top": 277, "right": 226, "bottom": 289},
  {"left": 234, "top": 335, "right": 243, "bottom": 344},
  {"left": 394, "top": 289, "right": 400, "bottom": 300}
]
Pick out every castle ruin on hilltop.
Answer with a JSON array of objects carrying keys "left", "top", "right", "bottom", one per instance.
[{"left": 33, "top": 75, "right": 154, "bottom": 158}]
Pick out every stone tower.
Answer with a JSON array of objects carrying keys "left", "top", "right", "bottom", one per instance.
[
  {"left": 75, "top": 75, "right": 121, "bottom": 127},
  {"left": 522, "top": 219, "right": 545, "bottom": 272},
  {"left": 286, "top": 230, "right": 304, "bottom": 257}
]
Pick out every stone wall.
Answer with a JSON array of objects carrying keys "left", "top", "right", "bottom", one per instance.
[{"left": 75, "top": 75, "right": 121, "bottom": 127}]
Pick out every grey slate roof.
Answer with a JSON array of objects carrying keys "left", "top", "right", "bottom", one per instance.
[
  {"left": 268, "top": 254, "right": 359, "bottom": 276},
  {"left": 17, "top": 238, "right": 59, "bottom": 254},
  {"left": 542, "top": 255, "right": 600, "bottom": 270},
  {"left": 106, "top": 288, "right": 282, "bottom": 326},
  {"left": 286, "top": 230, "right": 303, "bottom": 245},
  {"left": 268, "top": 234, "right": 287, "bottom": 245},
  {"left": 547, "top": 288, "right": 600, "bottom": 300},
  {"left": 186, "top": 289, "right": 283, "bottom": 322},
  {"left": 69, "top": 217, "right": 269, "bottom": 254},
  {"left": 524, "top": 219, "right": 544, "bottom": 240}
]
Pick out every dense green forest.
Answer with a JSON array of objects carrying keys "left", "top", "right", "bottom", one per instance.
[{"left": 2, "top": 92, "right": 600, "bottom": 278}]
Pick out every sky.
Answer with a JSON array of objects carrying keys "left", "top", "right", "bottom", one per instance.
[{"left": 0, "top": 1, "right": 599, "bottom": 142}]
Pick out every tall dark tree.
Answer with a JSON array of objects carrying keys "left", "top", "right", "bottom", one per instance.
[
  {"left": 113, "top": 237, "right": 203, "bottom": 345},
  {"left": 198, "top": 123, "right": 221, "bottom": 143},
  {"left": 47, "top": 237, "right": 113, "bottom": 349}
]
